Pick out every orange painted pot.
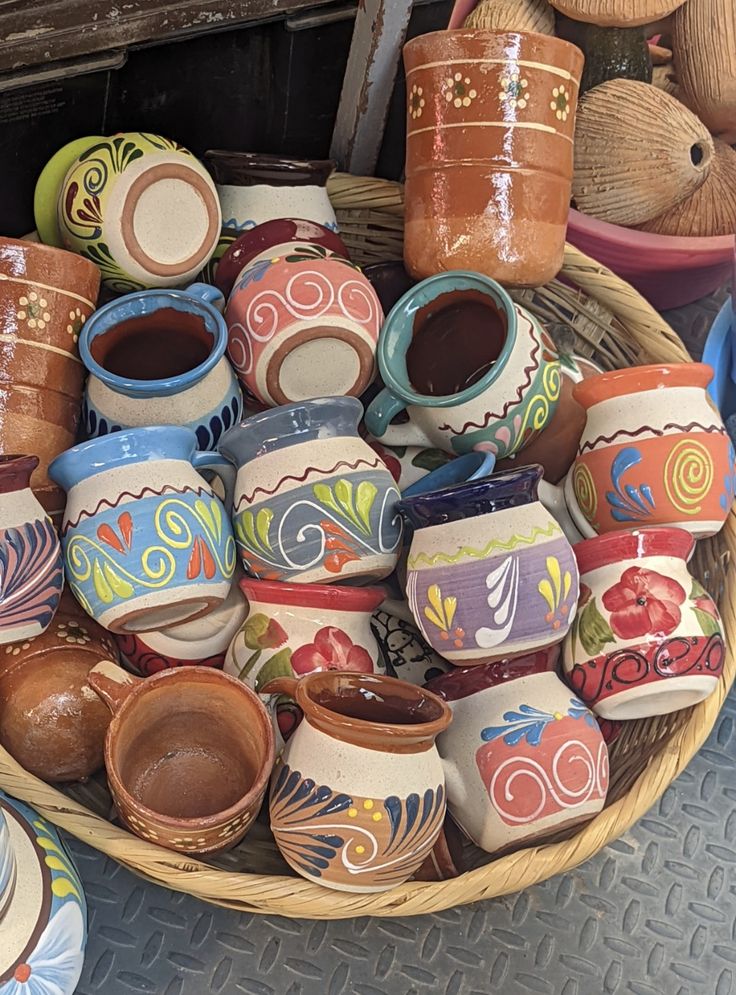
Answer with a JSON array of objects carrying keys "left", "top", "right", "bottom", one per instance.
[
  {"left": 571, "top": 364, "right": 735, "bottom": 538},
  {"left": 402, "top": 29, "right": 583, "bottom": 286}
]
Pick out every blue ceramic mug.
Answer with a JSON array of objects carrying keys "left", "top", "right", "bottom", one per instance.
[
  {"left": 49, "top": 426, "right": 237, "bottom": 633},
  {"left": 402, "top": 450, "right": 496, "bottom": 498},
  {"left": 79, "top": 283, "right": 243, "bottom": 451},
  {"left": 364, "top": 272, "right": 560, "bottom": 459}
]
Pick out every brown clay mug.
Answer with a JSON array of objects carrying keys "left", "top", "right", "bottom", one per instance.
[
  {"left": 87, "top": 661, "right": 274, "bottom": 855},
  {"left": 403, "top": 30, "right": 584, "bottom": 286}
]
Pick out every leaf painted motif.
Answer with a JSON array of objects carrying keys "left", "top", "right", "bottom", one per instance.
[
  {"left": 103, "top": 562, "right": 134, "bottom": 599},
  {"left": 577, "top": 597, "right": 615, "bottom": 657},
  {"left": 355, "top": 481, "right": 377, "bottom": 533},
  {"left": 255, "top": 648, "right": 294, "bottom": 693},
  {"left": 693, "top": 607, "right": 721, "bottom": 637},
  {"left": 256, "top": 508, "right": 273, "bottom": 551},
  {"left": 92, "top": 560, "right": 114, "bottom": 604}
]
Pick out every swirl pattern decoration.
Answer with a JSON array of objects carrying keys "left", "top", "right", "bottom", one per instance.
[
  {"left": 663, "top": 439, "right": 714, "bottom": 516},
  {"left": 572, "top": 461, "right": 597, "bottom": 521}
]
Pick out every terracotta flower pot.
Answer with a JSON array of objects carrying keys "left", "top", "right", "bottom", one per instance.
[
  {"left": 402, "top": 29, "right": 583, "bottom": 286},
  {"left": 0, "top": 237, "right": 100, "bottom": 523},
  {"left": 562, "top": 527, "right": 724, "bottom": 719}
]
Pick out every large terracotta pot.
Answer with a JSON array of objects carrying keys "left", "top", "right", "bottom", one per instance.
[
  {"left": 402, "top": 29, "right": 583, "bottom": 286},
  {"left": 0, "top": 238, "right": 100, "bottom": 523}
]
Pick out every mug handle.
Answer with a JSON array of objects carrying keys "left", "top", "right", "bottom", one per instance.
[
  {"left": 184, "top": 281, "right": 226, "bottom": 314},
  {"left": 88, "top": 661, "right": 141, "bottom": 714},
  {"left": 192, "top": 451, "right": 237, "bottom": 511},
  {"left": 365, "top": 388, "right": 432, "bottom": 449},
  {"left": 261, "top": 677, "right": 298, "bottom": 698}
]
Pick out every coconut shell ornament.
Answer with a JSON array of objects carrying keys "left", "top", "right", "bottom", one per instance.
[
  {"left": 463, "top": 0, "right": 555, "bottom": 34},
  {"left": 549, "top": 0, "right": 686, "bottom": 28},
  {"left": 572, "top": 79, "right": 714, "bottom": 226},
  {"left": 673, "top": 0, "right": 736, "bottom": 142}
]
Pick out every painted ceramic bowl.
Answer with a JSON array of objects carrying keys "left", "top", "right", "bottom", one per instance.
[
  {"left": 0, "top": 791, "right": 86, "bottom": 994},
  {"left": 116, "top": 571, "right": 248, "bottom": 675},
  {"left": 54, "top": 132, "right": 221, "bottom": 292},
  {"left": 226, "top": 252, "right": 383, "bottom": 407},
  {"left": 562, "top": 527, "right": 724, "bottom": 720},
  {"left": 214, "top": 218, "right": 349, "bottom": 298},
  {"left": 571, "top": 363, "right": 735, "bottom": 538},
  {"left": 399, "top": 465, "right": 579, "bottom": 665},
  {"left": 402, "top": 450, "right": 496, "bottom": 498},
  {"left": 224, "top": 577, "right": 385, "bottom": 749},
  {"left": 427, "top": 664, "right": 607, "bottom": 853}
]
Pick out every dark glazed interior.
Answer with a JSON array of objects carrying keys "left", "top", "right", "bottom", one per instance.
[
  {"left": 0, "top": 454, "right": 39, "bottom": 493},
  {"left": 113, "top": 682, "right": 267, "bottom": 819},
  {"left": 204, "top": 151, "right": 335, "bottom": 187},
  {"left": 90, "top": 308, "right": 213, "bottom": 381}
]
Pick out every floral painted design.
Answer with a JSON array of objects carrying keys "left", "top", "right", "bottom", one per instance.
[
  {"left": 690, "top": 578, "right": 722, "bottom": 637},
  {"left": 606, "top": 448, "right": 655, "bottom": 523},
  {"left": 499, "top": 71, "right": 528, "bottom": 110},
  {"left": 370, "top": 442, "right": 403, "bottom": 483},
  {"left": 537, "top": 555, "right": 574, "bottom": 631},
  {"left": 16, "top": 291, "right": 51, "bottom": 332},
  {"left": 423, "top": 583, "right": 465, "bottom": 649},
  {"left": 603, "top": 567, "right": 685, "bottom": 640},
  {"left": 2, "top": 900, "right": 85, "bottom": 995},
  {"left": 550, "top": 84, "right": 570, "bottom": 122},
  {"left": 444, "top": 72, "right": 477, "bottom": 108},
  {"left": 65, "top": 306, "right": 86, "bottom": 342},
  {"left": 4, "top": 641, "right": 31, "bottom": 656},
  {"left": 291, "top": 626, "right": 374, "bottom": 674},
  {"left": 409, "top": 83, "right": 425, "bottom": 120},
  {"left": 55, "top": 622, "right": 91, "bottom": 645},
  {"left": 480, "top": 698, "right": 597, "bottom": 747}
]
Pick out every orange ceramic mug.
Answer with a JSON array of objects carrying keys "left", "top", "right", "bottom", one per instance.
[
  {"left": 88, "top": 661, "right": 274, "bottom": 855},
  {"left": 403, "top": 29, "right": 583, "bottom": 286}
]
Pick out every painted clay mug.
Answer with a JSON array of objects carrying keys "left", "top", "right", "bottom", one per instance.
[
  {"left": 79, "top": 282, "right": 243, "bottom": 450},
  {"left": 562, "top": 527, "right": 724, "bottom": 720},
  {"left": 225, "top": 249, "right": 383, "bottom": 407},
  {"left": 52, "top": 132, "right": 222, "bottom": 292},
  {"left": 0, "top": 790, "right": 87, "bottom": 995},
  {"left": 218, "top": 396, "right": 402, "bottom": 584},
  {"left": 263, "top": 670, "right": 451, "bottom": 892},
  {"left": 224, "top": 577, "right": 385, "bottom": 748},
  {"left": 364, "top": 272, "right": 561, "bottom": 459},
  {"left": 87, "top": 661, "right": 274, "bottom": 855},
  {"left": 426, "top": 654, "right": 608, "bottom": 853},
  {"left": 399, "top": 465, "right": 579, "bottom": 665},
  {"left": 49, "top": 426, "right": 237, "bottom": 634},
  {"left": 403, "top": 30, "right": 583, "bottom": 285},
  {"left": 571, "top": 363, "right": 735, "bottom": 538},
  {"left": 0, "top": 236, "right": 100, "bottom": 523},
  {"left": 0, "top": 455, "right": 64, "bottom": 645}
]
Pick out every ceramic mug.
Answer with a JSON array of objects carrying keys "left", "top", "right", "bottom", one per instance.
[
  {"left": 79, "top": 282, "right": 243, "bottom": 451},
  {"left": 562, "top": 527, "right": 724, "bottom": 720},
  {"left": 264, "top": 670, "right": 451, "bottom": 892},
  {"left": 88, "top": 661, "right": 274, "bottom": 855},
  {"left": 219, "top": 397, "right": 403, "bottom": 584},
  {"left": 51, "top": 132, "right": 222, "bottom": 293},
  {"left": 402, "top": 450, "right": 496, "bottom": 498},
  {"left": 427, "top": 656, "right": 608, "bottom": 853},
  {"left": 49, "top": 426, "right": 237, "bottom": 634},
  {"left": 571, "top": 363, "right": 735, "bottom": 538},
  {"left": 224, "top": 576, "right": 385, "bottom": 748},
  {"left": 364, "top": 272, "right": 561, "bottom": 459},
  {"left": 0, "top": 455, "right": 64, "bottom": 645},
  {"left": 399, "top": 465, "right": 579, "bottom": 665},
  {"left": 366, "top": 439, "right": 453, "bottom": 491},
  {"left": 403, "top": 29, "right": 583, "bottom": 285},
  {"left": 225, "top": 250, "right": 383, "bottom": 407}
]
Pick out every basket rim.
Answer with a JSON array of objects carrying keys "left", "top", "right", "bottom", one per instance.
[{"left": 0, "top": 176, "right": 731, "bottom": 919}]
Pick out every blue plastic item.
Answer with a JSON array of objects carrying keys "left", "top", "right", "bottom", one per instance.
[{"left": 702, "top": 297, "right": 736, "bottom": 422}]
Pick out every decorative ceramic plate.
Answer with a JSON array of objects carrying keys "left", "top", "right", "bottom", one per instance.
[
  {"left": 33, "top": 136, "right": 105, "bottom": 248},
  {"left": 0, "top": 790, "right": 86, "bottom": 995}
]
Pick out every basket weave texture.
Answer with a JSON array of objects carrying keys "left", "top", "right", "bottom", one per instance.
[{"left": 0, "top": 174, "right": 732, "bottom": 919}]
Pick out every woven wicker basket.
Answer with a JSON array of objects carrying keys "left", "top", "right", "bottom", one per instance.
[{"left": 0, "top": 174, "right": 733, "bottom": 920}]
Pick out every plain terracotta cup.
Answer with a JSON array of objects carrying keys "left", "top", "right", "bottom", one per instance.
[{"left": 88, "top": 661, "right": 274, "bottom": 855}]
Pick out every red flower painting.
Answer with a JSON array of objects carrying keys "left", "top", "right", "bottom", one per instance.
[
  {"left": 291, "top": 626, "right": 374, "bottom": 674},
  {"left": 602, "top": 567, "right": 686, "bottom": 640}
]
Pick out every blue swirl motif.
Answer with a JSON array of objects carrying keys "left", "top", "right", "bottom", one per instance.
[
  {"left": 480, "top": 698, "right": 596, "bottom": 747},
  {"left": 720, "top": 441, "right": 736, "bottom": 513},
  {"left": 270, "top": 763, "right": 445, "bottom": 886},
  {"left": 605, "top": 447, "right": 655, "bottom": 522}
]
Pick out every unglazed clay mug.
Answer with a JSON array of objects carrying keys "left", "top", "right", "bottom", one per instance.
[
  {"left": 364, "top": 272, "right": 561, "bottom": 459},
  {"left": 399, "top": 465, "right": 579, "bottom": 665},
  {"left": 263, "top": 670, "right": 451, "bottom": 892},
  {"left": 0, "top": 455, "right": 64, "bottom": 645},
  {"left": 49, "top": 426, "right": 237, "bottom": 634},
  {"left": 225, "top": 249, "right": 383, "bottom": 407},
  {"left": 88, "top": 660, "right": 274, "bottom": 855},
  {"left": 79, "top": 282, "right": 243, "bottom": 450},
  {"left": 224, "top": 577, "right": 385, "bottom": 748},
  {"left": 53, "top": 132, "right": 222, "bottom": 292},
  {"left": 219, "top": 396, "right": 402, "bottom": 583},
  {"left": 571, "top": 363, "right": 735, "bottom": 538},
  {"left": 562, "top": 527, "right": 724, "bottom": 720},
  {"left": 426, "top": 656, "right": 608, "bottom": 853},
  {"left": 403, "top": 29, "right": 583, "bottom": 285}
]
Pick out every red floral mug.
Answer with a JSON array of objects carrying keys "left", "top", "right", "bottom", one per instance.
[{"left": 562, "top": 527, "right": 724, "bottom": 720}]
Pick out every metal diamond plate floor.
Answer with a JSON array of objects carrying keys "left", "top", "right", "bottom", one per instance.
[{"left": 70, "top": 679, "right": 736, "bottom": 995}]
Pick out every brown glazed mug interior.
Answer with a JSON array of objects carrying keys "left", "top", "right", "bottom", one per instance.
[{"left": 107, "top": 669, "right": 273, "bottom": 823}]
